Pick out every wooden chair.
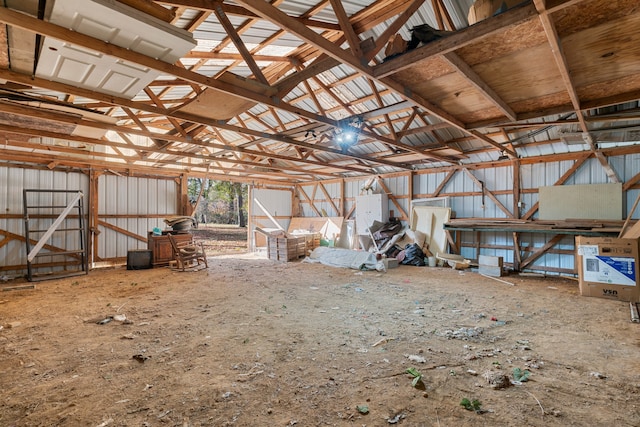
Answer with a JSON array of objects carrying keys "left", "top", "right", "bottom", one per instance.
[{"left": 167, "top": 233, "right": 208, "bottom": 271}]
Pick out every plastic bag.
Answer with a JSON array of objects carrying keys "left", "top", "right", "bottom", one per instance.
[{"left": 401, "top": 243, "right": 426, "bottom": 266}]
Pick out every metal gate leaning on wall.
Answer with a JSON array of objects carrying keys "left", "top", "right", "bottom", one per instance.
[{"left": 0, "top": 166, "right": 89, "bottom": 277}]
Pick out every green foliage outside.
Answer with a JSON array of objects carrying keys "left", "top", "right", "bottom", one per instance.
[{"left": 187, "top": 178, "right": 248, "bottom": 226}]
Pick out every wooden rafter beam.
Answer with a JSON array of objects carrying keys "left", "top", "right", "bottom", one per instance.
[
  {"left": 184, "top": 51, "right": 293, "bottom": 62},
  {"left": 329, "top": 0, "right": 362, "bottom": 58},
  {"left": 0, "top": 111, "right": 359, "bottom": 176},
  {"left": 532, "top": 0, "right": 620, "bottom": 183},
  {"left": 0, "top": 7, "right": 412, "bottom": 169},
  {"left": 158, "top": 0, "right": 341, "bottom": 30},
  {"left": 367, "top": 0, "right": 426, "bottom": 61},
  {"left": 212, "top": 1, "right": 269, "bottom": 85},
  {"left": 233, "top": 0, "right": 514, "bottom": 156},
  {"left": 375, "top": 2, "right": 537, "bottom": 77}
]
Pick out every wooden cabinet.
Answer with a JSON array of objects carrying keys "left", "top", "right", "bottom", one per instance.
[{"left": 147, "top": 232, "right": 192, "bottom": 267}]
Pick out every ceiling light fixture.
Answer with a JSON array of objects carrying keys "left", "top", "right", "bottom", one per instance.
[
  {"left": 334, "top": 116, "right": 364, "bottom": 153},
  {"left": 497, "top": 149, "right": 509, "bottom": 160}
]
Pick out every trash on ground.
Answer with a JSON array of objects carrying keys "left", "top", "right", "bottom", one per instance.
[
  {"left": 513, "top": 367, "right": 531, "bottom": 382},
  {"left": 387, "top": 412, "right": 406, "bottom": 424},
  {"left": 356, "top": 405, "right": 369, "bottom": 414},
  {"left": 440, "top": 326, "right": 483, "bottom": 340},
  {"left": 132, "top": 354, "right": 151, "bottom": 363},
  {"left": 482, "top": 370, "right": 511, "bottom": 389},
  {"left": 406, "top": 354, "right": 426, "bottom": 363},
  {"left": 372, "top": 337, "right": 394, "bottom": 347}
]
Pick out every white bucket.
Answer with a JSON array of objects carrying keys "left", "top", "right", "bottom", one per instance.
[{"left": 428, "top": 256, "right": 436, "bottom": 267}]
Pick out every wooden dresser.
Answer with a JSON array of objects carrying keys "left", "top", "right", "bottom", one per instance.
[{"left": 147, "top": 231, "right": 193, "bottom": 267}]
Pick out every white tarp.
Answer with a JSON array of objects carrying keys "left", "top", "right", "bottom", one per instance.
[{"left": 305, "top": 247, "right": 380, "bottom": 270}]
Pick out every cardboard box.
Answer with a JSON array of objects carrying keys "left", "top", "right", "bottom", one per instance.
[{"left": 575, "top": 236, "right": 640, "bottom": 302}]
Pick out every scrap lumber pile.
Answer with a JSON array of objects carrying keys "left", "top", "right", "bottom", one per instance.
[{"left": 444, "top": 219, "right": 625, "bottom": 235}]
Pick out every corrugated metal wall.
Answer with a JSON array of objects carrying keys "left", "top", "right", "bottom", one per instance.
[
  {"left": 0, "top": 166, "right": 89, "bottom": 276},
  {"left": 97, "top": 174, "right": 178, "bottom": 260},
  {"left": 250, "top": 187, "right": 292, "bottom": 249},
  {"left": 4, "top": 151, "right": 639, "bottom": 276}
]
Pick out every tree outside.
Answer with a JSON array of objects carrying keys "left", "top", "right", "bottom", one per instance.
[{"left": 187, "top": 179, "right": 247, "bottom": 227}]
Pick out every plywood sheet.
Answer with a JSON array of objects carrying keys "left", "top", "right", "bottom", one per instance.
[
  {"left": 178, "top": 72, "right": 277, "bottom": 121},
  {"left": 564, "top": 13, "right": 640, "bottom": 89},
  {"left": 539, "top": 183, "right": 622, "bottom": 221},
  {"left": 178, "top": 88, "right": 257, "bottom": 121},
  {"left": 7, "top": 27, "right": 35, "bottom": 73},
  {"left": 411, "top": 206, "right": 451, "bottom": 257},
  {"left": 553, "top": 0, "right": 638, "bottom": 38},
  {"left": 458, "top": 17, "right": 547, "bottom": 66}
]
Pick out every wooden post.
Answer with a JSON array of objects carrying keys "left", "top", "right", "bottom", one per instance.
[
  {"left": 89, "top": 169, "right": 102, "bottom": 264},
  {"left": 178, "top": 174, "right": 190, "bottom": 216},
  {"left": 248, "top": 185, "right": 254, "bottom": 251},
  {"left": 340, "top": 178, "right": 345, "bottom": 217},
  {"left": 512, "top": 159, "right": 521, "bottom": 271}
]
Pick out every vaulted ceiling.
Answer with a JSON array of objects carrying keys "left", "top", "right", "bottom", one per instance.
[{"left": 0, "top": 0, "right": 638, "bottom": 184}]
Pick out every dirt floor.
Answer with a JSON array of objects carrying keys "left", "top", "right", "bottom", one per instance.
[{"left": 1, "top": 225, "right": 639, "bottom": 426}]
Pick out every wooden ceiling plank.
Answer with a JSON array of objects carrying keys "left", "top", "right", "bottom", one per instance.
[{"left": 374, "top": 2, "right": 537, "bottom": 78}]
